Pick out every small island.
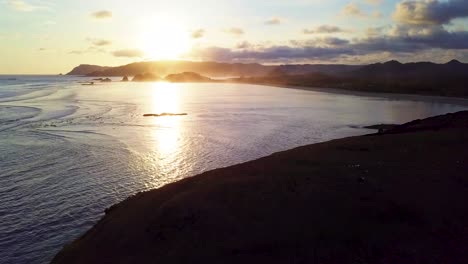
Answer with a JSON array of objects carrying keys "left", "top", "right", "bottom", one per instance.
[
  {"left": 164, "top": 72, "right": 213, "bottom": 83},
  {"left": 132, "top": 73, "right": 160, "bottom": 82}
]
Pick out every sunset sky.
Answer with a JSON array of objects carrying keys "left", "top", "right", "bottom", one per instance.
[{"left": 1, "top": 0, "right": 467, "bottom": 74}]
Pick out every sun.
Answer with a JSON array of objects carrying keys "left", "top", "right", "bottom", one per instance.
[{"left": 139, "top": 18, "right": 190, "bottom": 60}]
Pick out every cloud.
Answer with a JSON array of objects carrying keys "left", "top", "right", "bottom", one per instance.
[
  {"left": 186, "top": 25, "right": 468, "bottom": 63},
  {"left": 91, "top": 10, "right": 112, "bottom": 19},
  {"left": 342, "top": 2, "right": 367, "bottom": 17},
  {"left": 265, "top": 17, "right": 282, "bottom": 25},
  {"left": 366, "top": 26, "right": 388, "bottom": 37},
  {"left": 236, "top": 41, "right": 253, "bottom": 49},
  {"left": 6, "top": 0, "right": 47, "bottom": 12},
  {"left": 191, "top": 29, "right": 205, "bottom": 39},
  {"left": 87, "top": 38, "right": 112, "bottom": 46},
  {"left": 393, "top": 0, "right": 468, "bottom": 25},
  {"left": 187, "top": 43, "right": 355, "bottom": 62},
  {"left": 224, "top": 28, "right": 245, "bottom": 36},
  {"left": 342, "top": 2, "right": 383, "bottom": 18},
  {"left": 303, "top": 25, "right": 346, "bottom": 34},
  {"left": 112, "top": 49, "right": 144, "bottom": 58}
]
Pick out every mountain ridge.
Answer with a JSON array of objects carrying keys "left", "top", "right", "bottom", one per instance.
[{"left": 67, "top": 60, "right": 467, "bottom": 79}]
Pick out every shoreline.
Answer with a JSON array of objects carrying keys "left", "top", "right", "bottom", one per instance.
[
  {"left": 52, "top": 111, "right": 468, "bottom": 264},
  {"left": 232, "top": 81, "right": 468, "bottom": 106}
]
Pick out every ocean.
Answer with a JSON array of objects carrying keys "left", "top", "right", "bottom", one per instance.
[{"left": 1, "top": 75, "right": 467, "bottom": 264}]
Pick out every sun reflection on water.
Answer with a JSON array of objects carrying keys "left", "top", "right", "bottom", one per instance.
[{"left": 150, "top": 82, "right": 183, "bottom": 156}]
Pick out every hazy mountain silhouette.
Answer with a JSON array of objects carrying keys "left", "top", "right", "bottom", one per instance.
[
  {"left": 67, "top": 61, "right": 364, "bottom": 77},
  {"left": 67, "top": 64, "right": 113, "bottom": 75},
  {"left": 67, "top": 61, "right": 275, "bottom": 77},
  {"left": 68, "top": 60, "right": 468, "bottom": 96}
]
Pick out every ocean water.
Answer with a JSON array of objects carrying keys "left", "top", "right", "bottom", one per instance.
[{"left": 0, "top": 75, "right": 467, "bottom": 264}]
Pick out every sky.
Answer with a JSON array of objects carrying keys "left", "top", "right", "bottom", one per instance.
[{"left": 1, "top": 0, "right": 468, "bottom": 74}]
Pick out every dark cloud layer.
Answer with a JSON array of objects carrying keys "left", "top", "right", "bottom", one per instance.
[
  {"left": 188, "top": 25, "right": 468, "bottom": 62},
  {"left": 394, "top": 0, "right": 468, "bottom": 25}
]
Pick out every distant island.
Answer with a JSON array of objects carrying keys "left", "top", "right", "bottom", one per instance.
[
  {"left": 165, "top": 72, "right": 213, "bottom": 83},
  {"left": 51, "top": 111, "right": 468, "bottom": 264},
  {"left": 132, "top": 72, "right": 160, "bottom": 82},
  {"left": 67, "top": 60, "right": 468, "bottom": 97}
]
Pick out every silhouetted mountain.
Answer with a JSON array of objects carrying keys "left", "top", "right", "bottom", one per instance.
[
  {"left": 69, "top": 61, "right": 275, "bottom": 77},
  {"left": 67, "top": 61, "right": 362, "bottom": 78},
  {"left": 234, "top": 60, "right": 468, "bottom": 97},
  {"left": 352, "top": 60, "right": 468, "bottom": 80},
  {"left": 67, "top": 60, "right": 468, "bottom": 96},
  {"left": 278, "top": 64, "right": 362, "bottom": 75},
  {"left": 67, "top": 64, "right": 112, "bottom": 75}
]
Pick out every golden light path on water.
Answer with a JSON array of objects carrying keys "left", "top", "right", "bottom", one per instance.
[
  {"left": 136, "top": 82, "right": 189, "bottom": 189},
  {"left": 150, "top": 82, "right": 182, "bottom": 156}
]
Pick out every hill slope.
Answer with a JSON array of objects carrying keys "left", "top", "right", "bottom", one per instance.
[{"left": 52, "top": 111, "right": 468, "bottom": 264}]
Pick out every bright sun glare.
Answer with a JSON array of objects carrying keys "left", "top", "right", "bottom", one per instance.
[{"left": 139, "top": 18, "right": 190, "bottom": 60}]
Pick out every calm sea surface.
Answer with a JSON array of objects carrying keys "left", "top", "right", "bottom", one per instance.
[{"left": 1, "top": 75, "right": 467, "bottom": 264}]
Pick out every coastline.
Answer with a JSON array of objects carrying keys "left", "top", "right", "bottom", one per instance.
[
  {"left": 52, "top": 111, "right": 468, "bottom": 264},
  {"left": 233, "top": 81, "right": 468, "bottom": 106}
]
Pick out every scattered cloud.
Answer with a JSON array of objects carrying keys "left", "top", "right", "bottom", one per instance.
[
  {"left": 265, "top": 17, "right": 282, "bottom": 25},
  {"left": 112, "top": 49, "right": 144, "bottom": 58},
  {"left": 91, "top": 10, "right": 112, "bottom": 19},
  {"left": 224, "top": 27, "right": 245, "bottom": 36},
  {"left": 6, "top": 0, "right": 48, "bottom": 12},
  {"left": 87, "top": 38, "right": 112, "bottom": 46},
  {"left": 236, "top": 41, "right": 253, "bottom": 49},
  {"left": 341, "top": 2, "right": 382, "bottom": 18},
  {"left": 303, "top": 25, "right": 347, "bottom": 34},
  {"left": 366, "top": 26, "right": 388, "bottom": 37},
  {"left": 191, "top": 29, "right": 205, "bottom": 39},
  {"left": 342, "top": 2, "right": 366, "bottom": 17},
  {"left": 393, "top": 0, "right": 468, "bottom": 25}
]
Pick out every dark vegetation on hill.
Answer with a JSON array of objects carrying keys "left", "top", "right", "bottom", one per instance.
[
  {"left": 234, "top": 60, "right": 468, "bottom": 97},
  {"left": 52, "top": 111, "right": 468, "bottom": 264},
  {"left": 68, "top": 60, "right": 468, "bottom": 97}
]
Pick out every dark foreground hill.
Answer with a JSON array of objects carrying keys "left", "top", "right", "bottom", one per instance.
[{"left": 52, "top": 111, "right": 468, "bottom": 264}]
